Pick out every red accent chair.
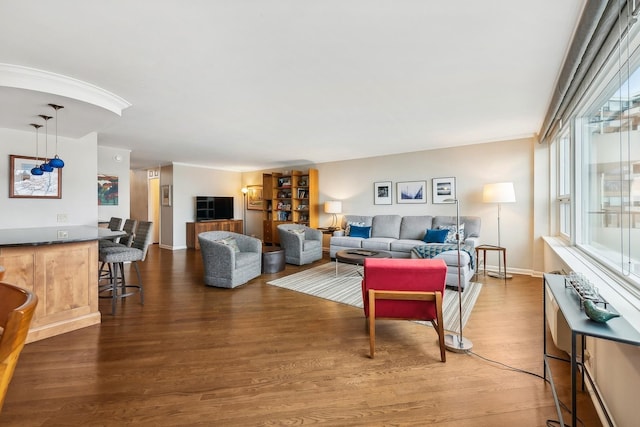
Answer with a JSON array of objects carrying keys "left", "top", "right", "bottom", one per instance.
[{"left": 361, "top": 258, "right": 447, "bottom": 361}]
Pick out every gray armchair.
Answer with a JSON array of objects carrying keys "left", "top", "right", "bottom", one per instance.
[
  {"left": 198, "top": 231, "right": 262, "bottom": 288},
  {"left": 277, "top": 224, "right": 323, "bottom": 265}
]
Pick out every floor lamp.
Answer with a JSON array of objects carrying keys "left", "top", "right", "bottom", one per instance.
[
  {"left": 482, "top": 182, "right": 516, "bottom": 279},
  {"left": 443, "top": 198, "right": 473, "bottom": 353},
  {"left": 241, "top": 187, "right": 248, "bottom": 235}
]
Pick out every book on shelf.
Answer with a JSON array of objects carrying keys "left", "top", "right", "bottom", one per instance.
[{"left": 278, "top": 177, "right": 292, "bottom": 188}]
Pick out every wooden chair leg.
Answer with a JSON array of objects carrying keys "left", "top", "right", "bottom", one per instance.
[
  {"left": 435, "top": 291, "right": 445, "bottom": 362},
  {"left": 368, "top": 289, "right": 376, "bottom": 358}
]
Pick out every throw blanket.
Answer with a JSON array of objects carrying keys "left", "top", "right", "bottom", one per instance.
[{"left": 411, "top": 244, "right": 475, "bottom": 271}]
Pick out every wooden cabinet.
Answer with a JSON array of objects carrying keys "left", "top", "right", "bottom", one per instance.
[
  {"left": 0, "top": 241, "right": 100, "bottom": 343},
  {"left": 186, "top": 220, "right": 243, "bottom": 250},
  {"left": 262, "top": 169, "right": 319, "bottom": 245}
]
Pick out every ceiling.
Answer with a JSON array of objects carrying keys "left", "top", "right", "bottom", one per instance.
[{"left": 0, "top": 1, "right": 586, "bottom": 172}]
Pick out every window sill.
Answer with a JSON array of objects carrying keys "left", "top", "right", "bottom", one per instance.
[{"left": 543, "top": 236, "right": 640, "bottom": 330}]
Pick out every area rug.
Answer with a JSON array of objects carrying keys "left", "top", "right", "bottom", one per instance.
[{"left": 267, "top": 262, "right": 482, "bottom": 333}]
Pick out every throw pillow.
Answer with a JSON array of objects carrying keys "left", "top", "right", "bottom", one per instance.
[
  {"left": 288, "top": 229, "right": 306, "bottom": 239},
  {"left": 345, "top": 221, "right": 366, "bottom": 236},
  {"left": 423, "top": 228, "right": 449, "bottom": 244},
  {"left": 216, "top": 237, "right": 240, "bottom": 253},
  {"left": 349, "top": 225, "right": 371, "bottom": 238},
  {"left": 438, "top": 224, "right": 465, "bottom": 244}
]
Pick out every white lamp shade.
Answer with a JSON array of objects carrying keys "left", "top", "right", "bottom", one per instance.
[
  {"left": 324, "top": 200, "right": 342, "bottom": 214},
  {"left": 482, "top": 182, "right": 516, "bottom": 204}
]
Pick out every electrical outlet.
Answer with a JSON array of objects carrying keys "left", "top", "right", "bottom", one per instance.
[{"left": 57, "top": 213, "right": 68, "bottom": 223}]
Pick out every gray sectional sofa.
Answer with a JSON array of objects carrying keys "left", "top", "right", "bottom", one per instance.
[{"left": 330, "top": 214, "right": 481, "bottom": 289}]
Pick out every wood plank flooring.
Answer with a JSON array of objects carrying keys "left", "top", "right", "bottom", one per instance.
[{"left": 1, "top": 245, "right": 602, "bottom": 426}]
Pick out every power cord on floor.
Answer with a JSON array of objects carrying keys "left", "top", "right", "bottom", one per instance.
[{"left": 464, "top": 350, "right": 585, "bottom": 427}]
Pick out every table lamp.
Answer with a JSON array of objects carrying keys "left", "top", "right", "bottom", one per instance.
[{"left": 324, "top": 201, "right": 342, "bottom": 230}]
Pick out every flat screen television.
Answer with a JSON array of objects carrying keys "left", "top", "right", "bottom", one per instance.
[{"left": 195, "top": 196, "right": 234, "bottom": 221}]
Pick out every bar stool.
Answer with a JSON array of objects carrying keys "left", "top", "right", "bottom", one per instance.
[
  {"left": 106, "top": 217, "right": 123, "bottom": 232},
  {"left": 98, "top": 221, "right": 153, "bottom": 314},
  {"left": 99, "top": 219, "right": 138, "bottom": 280}
]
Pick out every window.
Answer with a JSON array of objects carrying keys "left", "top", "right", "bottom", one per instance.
[
  {"left": 558, "top": 130, "right": 571, "bottom": 238},
  {"left": 576, "top": 58, "right": 640, "bottom": 289}
]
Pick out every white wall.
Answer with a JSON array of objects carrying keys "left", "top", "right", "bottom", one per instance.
[
  {"left": 171, "top": 163, "right": 243, "bottom": 249},
  {"left": 97, "top": 145, "right": 131, "bottom": 222},
  {"left": 0, "top": 127, "right": 98, "bottom": 228},
  {"left": 317, "top": 138, "right": 534, "bottom": 272},
  {"left": 245, "top": 137, "right": 536, "bottom": 273}
]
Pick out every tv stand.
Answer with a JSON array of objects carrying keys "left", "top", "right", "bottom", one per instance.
[{"left": 186, "top": 220, "right": 243, "bottom": 250}]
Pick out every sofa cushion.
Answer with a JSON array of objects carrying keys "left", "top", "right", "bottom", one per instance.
[
  {"left": 399, "top": 215, "right": 433, "bottom": 240},
  {"left": 434, "top": 249, "right": 471, "bottom": 267},
  {"left": 331, "top": 235, "right": 364, "bottom": 249},
  {"left": 423, "top": 228, "right": 449, "bottom": 243},
  {"left": 362, "top": 237, "right": 395, "bottom": 251},
  {"left": 390, "top": 239, "right": 424, "bottom": 253},
  {"left": 349, "top": 225, "right": 371, "bottom": 238},
  {"left": 371, "top": 215, "right": 402, "bottom": 239}
]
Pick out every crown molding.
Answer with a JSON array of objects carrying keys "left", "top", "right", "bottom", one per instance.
[{"left": 0, "top": 63, "right": 131, "bottom": 116}]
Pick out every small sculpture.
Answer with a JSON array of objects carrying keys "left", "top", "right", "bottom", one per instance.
[{"left": 584, "top": 300, "right": 620, "bottom": 323}]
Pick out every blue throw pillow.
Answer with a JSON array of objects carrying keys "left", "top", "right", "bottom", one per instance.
[
  {"left": 349, "top": 225, "right": 371, "bottom": 238},
  {"left": 423, "top": 228, "right": 449, "bottom": 244}
]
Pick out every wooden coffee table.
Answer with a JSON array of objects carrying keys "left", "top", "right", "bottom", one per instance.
[{"left": 335, "top": 249, "right": 392, "bottom": 276}]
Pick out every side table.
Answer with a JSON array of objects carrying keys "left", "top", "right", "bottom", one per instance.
[
  {"left": 475, "top": 244, "right": 508, "bottom": 284},
  {"left": 317, "top": 228, "right": 342, "bottom": 252},
  {"left": 262, "top": 247, "right": 285, "bottom": 274}
]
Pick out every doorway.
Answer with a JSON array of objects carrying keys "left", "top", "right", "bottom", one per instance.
[{"left": 149, "top": 177, "right": 160, "bottom": 244}]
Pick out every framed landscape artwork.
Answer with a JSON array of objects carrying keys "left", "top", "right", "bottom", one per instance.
[
  {"left": 247, "top": 185, "right": 263, "bottom": 210},
  {"left": 9, "top": 154, "right": 62, "bottom": 198},
  {"left": 396, "top": 181, "right": 426, "bottom": 204},
  {"left": 374, "top": 181, "right": 392, "bottom": 205},
  {"left": 98, "top": 174, "right": 119, "bottom": 205},
  {"left": 432, "top": 177, "right": 456, "bottom": 204}
]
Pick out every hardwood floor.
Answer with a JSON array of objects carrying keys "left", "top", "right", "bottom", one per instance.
[{"left": 1, "top": 245, "right": 602, "bottom": 426}]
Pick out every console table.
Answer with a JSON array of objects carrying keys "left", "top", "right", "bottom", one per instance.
[
  {"left": 543, "top": 274, "right": 640, "bottom": 426},
  {"left": 186, "top": 220, "right": 243, "bottom": 250}
]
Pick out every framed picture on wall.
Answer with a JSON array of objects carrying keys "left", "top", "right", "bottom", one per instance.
[
  {"left": 247, "top": 185, "right": 263, "bottom": 210},
  {"left": 9, "top": 154, "right": 62, "bottom": 198},
  {"left": 432, "top": 177, "right": 456, "bottom": 204},
  {"left": 161, "top": 185, "right": 172, "bottom": 206},
  {"left": 98, "top": 174, "right": 119, "bottom": 205},
  {"left": 374, "top": 181, "right": 392, "bottom": 205},
  {"left": 396, "top": 180, "right": 426, "bottom": 204}
]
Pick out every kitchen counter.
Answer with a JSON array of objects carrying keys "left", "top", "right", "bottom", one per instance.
[
  {"left": 0, "top": 225, "right": 123, "bottom": 247},
  {"left": 0, "top": 225, "right": 121, "bottom": 342}
]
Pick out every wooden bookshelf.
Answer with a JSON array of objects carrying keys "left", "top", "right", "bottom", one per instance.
[{"left": 262, "top": 168, "right": 318, "bottom": 245}]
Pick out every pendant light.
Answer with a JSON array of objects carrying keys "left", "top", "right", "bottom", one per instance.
[
  {"left": 38, "top": 114, "right": 54, "bottom": 172},
  {"left": 30, "top": 123, "right": 44, "bottom": 176},
  {"left": 48, "top": 104, "right": 65, "bottom": 168}
]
